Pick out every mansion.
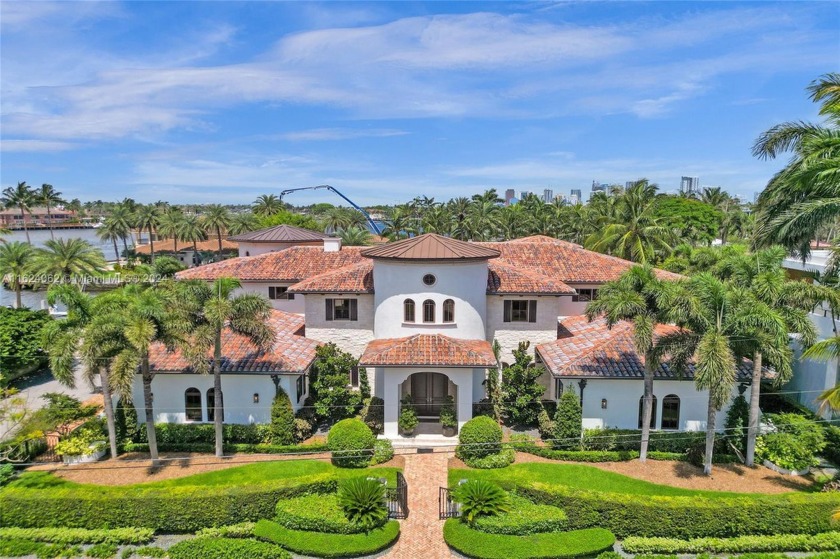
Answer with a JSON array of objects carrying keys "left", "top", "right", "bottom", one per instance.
[{"left": 134, "top": 225, "right": 755, "bottom": 439}]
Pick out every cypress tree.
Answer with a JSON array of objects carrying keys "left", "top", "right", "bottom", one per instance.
[{"left": 552, "top": 388, "right": 582, "bottom": 450}]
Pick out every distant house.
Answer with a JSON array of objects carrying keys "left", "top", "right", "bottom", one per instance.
[
  {"left": 0, "top": 206, "right": 77, "bottom": 228},
  {"left": 135, "top": 231, "right": 765, "bottom": 440}
]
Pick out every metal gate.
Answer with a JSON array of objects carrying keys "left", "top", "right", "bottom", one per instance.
[
  {"left": 439, "top": 487, "right": 460, "bottom": 519},
  {"left": 387, "top": 471, "right": 409, "bottom": 519}
]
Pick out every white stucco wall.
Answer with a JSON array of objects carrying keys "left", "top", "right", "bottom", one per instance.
[
  {"left": 130, "top": 372, "right": 308, "bottom": 425},
  {"left": 235, "top": 282, "right": 306, "bottom": 313},
  {"left": 372, "top": 260, "right": 488, "bottom": 340},
  {"left": 305, "top": 294, "right": 375, "bottom": 385},
  {"left": 549, "top": 377, "right": 740, "bottom": 431},
  {"left": 558, "top": 283, "right": 602, "bottom": 316},
  {"left": 786, "top": 311, "right": 839, "bottom": 418},
  {"left": 486, "top": 296, "right": 560, "bottom": 362}
]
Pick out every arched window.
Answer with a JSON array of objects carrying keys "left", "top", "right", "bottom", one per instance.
[
  {"left": 443, "top": 299, "right": 455, "bottom": 323},
  {"left": 637, "top": 395, "right": 657, "bottom": 429},
  {"left": 423, "top": 299, "right": 435, "bottom": 323},
  {"left": 185, "top": 388, "right": 202, "bottom": 421},
  {"left": 404, "top": 299, "right": 415, "bottom": 323},
  {"left": 661, "top": 394, "right": 680, "bottom": 430},
  {"left": 207, "top": 388, "right": 224, "bottom": 422}
]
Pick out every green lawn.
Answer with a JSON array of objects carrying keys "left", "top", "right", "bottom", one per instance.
[{"left": 449, "top": 462, "right": 748, "bottom": 498}]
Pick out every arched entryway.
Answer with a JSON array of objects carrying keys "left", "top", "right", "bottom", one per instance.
[{"left": 407, "top": 372, "right": 450, "bottom": 417}]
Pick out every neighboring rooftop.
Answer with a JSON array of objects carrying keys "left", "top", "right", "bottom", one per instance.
[
  {"left": 227, "top": 224, "right": 329, "bottom": 243},
  {"left": 536, "top": 315, "right": 760, "bottom": 381},
  {"left": 148, "top": 309, "right": 318, "bottom": 373},
  {"left": 359, "top": 334, "right": 497, "bottom": 367},
  {"left": 135, "top": 238, "right": 237, "bottom": 255},
  {"left": 361, "top": 233, "right": 501, "bottom": 261}
]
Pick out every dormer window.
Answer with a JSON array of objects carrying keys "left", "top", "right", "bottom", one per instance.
[
  {"left": 423, "top": 299, "right": 435, "bottom": 323},
  {"left": 404, "top": 299, "right": 416, "bottom": 323},
  {"left": 443, "top": 299, "right": 455, "bottom": 323}
]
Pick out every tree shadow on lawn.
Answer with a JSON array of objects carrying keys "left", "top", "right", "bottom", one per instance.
[{"left": 670, "top": 461, "right": 817, "bottom": 491}]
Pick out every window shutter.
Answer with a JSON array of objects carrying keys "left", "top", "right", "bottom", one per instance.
[
  {"left": 350, "top": 299, "right": 358, "bottom": 321},
  {"left": 528, "top": 300, "right": 537, "bottom": 323},
  {"left": 503, "top": 300, "right": 512, "bottom": 322},
  {"left": 326, "top": 299, "right": 334, "bottom": 321}
]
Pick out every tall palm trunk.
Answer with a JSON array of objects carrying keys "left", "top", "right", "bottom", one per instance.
[
  {"left": 99, "top": 365, "right": 119, "bottom": 460},
  {"left": 704, "top": 397, "right": 717, "bottom": 475},
  {"left": 20, "top": 206, "right": 30, "bottom": 245},
  {"left": 148, "top": 226, "right": 155, "bottom": 263},
  {"left": 216, "top": 227, "right": 223, "bottom": 260},
  {"left": 141, "top": 356, "right": 159, "bottom": 463},
  {"left": 46, "top": 203, "right": 54, "bottom": 240},
  {"left": 13, "top": 278, "right": 21, "bottom": 309},
  {"left": 639, "top": 363, "right": 654, "bottom": 462},
  {"left": 746, "top": 351, "right": 763, "bottom": 466},
  {"left": 112, "top": 238, "right": 119, "bottom": 264},
  {"left": 213, "top": 330, "right": 224, "bottom": 458},
  {"left": 122, "top": 236, "right": 129, "bottom": 253}
]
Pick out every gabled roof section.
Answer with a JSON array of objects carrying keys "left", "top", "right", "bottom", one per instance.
[
  {"left": 361, "top": 233, "right": 500, "bottom": 261},
  {"left": 289, "top": 261, "right": 374, "bottom": 294},
  {"left": 135, "top": 238, "right": 237, "bottom": 255},
  {"left": 360, "top": 334, "right": 497, "bottom": 367},
  {"left": 228, "top": 224, "right": 329, "bottom": 243},
  {"left": 536, "top": 315, "right": 760, "bottom": 381},
  {"left": 175, "top": 246, "right": 365, "bottom": 282},
  {"left": 487, "top": 261, "right": 576, "bottom": 295},
  {"left": 148, "top": 309, "right": 318, "bottom": 374}
]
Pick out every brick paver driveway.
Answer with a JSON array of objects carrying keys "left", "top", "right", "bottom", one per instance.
[{"left": 385, "top": 450, "right": 456, "bottom": 558}]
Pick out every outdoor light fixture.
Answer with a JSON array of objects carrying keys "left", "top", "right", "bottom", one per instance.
[
  {"left": 253, "top": 393, "right": 260, "bottom": 404},
  {"left": 601, "top": 398, "right": 608, "bottom": 409}
]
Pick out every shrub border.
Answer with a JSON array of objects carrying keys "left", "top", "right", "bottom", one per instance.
[{"left": 254, "top": 519, "right": 400, "bottom": 558}]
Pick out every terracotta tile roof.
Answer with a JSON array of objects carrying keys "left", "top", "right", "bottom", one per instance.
[
  {"left": 487, "top": 261, "right": 576, "bottom": 295},
  {"left": 175, "top": 246, "right": 366, "bottom": 281},
  {"left": 361, "top": 233, "right": 500, "bottom": 261},
  {"left": 360, "top": 334, "right": 497, "bottom": 367},
  {"left": 482, "top": 236, "right": 682, "bottom": 284},
  {"left": 135, "top": 238, "right": 237, "bottom": 255},
  {"left": 228, "top": 224, "right": 329, "bottom": 243},
  {"left": 536, "top": 315, "right": 760, "bottom": 381},
  {"left": 148, "top": 309, "right": 318, "bottom": 374},
  {"left": 289, "top": 261, "right": 374, "bottom": 293}
]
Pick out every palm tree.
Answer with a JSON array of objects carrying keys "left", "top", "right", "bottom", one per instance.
[
  {"left": 337, "top": 226, "right": 372, "bottom": 246},
  {"left": 36, "top": 184, "right": 64, "bottom": 240},
  {"left": 0, "top": 242, "right": 34, "bottom": 308},
  {"left": 97, "top": 217, "right": 124, "bottom": 263},
  {"left": 108, "top": 203, "right": 135, "bottom": 252},
  {"left": 228, "top": 212, "right": 258, "bottom": 236},
  {"left": 252, "top": 194, "right": 284, "bottom": 217},
  {"left": 382, "top": 206, "right": 414, "bottom": 240},
  {"left": 135, "top": 205, "right": 161, "bottom": 263},
  {"left": 700, "top": 187, "right": 731, "bottom": 211},
  {"left": 201, "top": 205, "right": 232, "bottom": 260},
  {"left": 173, "top": 278, "right": 273, "bottom": 457},
  {"left": 178, "top": 214, "right": 207, "bottom": 254},
  {"left": 31, "top": 238, "right": 107, "bottom": 283},
  {"left": 467, "top": 199, "right": 501, "bottom": 241},
  {"left": 585, "top": 265, "right": 678, "bottom": 462},
  {"left": 1, "top": 182, "right": 35, "bottom": 245},
  {"left": 156, "top": 208, "right": 185, "bottom": 253},
  {"left": 753, "top": 73, "right": 840, "bottom": 258}
]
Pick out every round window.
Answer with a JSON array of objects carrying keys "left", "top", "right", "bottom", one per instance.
[{"left": 422, "top": 274, "right": 436, "bottom": 286}]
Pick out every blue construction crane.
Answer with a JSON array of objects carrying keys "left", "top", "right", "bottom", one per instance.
[{"left": 279, "top": 185, "right": 383, "bottom": 235}]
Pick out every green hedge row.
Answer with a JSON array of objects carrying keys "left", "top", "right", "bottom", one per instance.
[
  {"left": 622, "top": 532, "right": 840, "bottom": 554},
  {"left": 471, "top": 495, "right": 567, "bottom": 536},
  {"left": 195, "top": 522, "right": 256, "bottom": 539},
  {"left": 0, "top": 476, "right": 337, "bottom": 532},
  {"left": 133, "top": 423, "right": 270, "bottom": 444},
  {"left": 443, "top": 521, "right": 616, "bottom": 559},
  {"left": 0, "top": 527, "right": 153, "bottom": 544},
  {"left": 464, "top": 448, "right": 516, "bottom": 469},
  {"left": 254, "top": 519, "right": 400, "bottom": 558},
  {"left": 511, "top": 442, "right": 739, "bottom": 464},
  {"left": 0, "top": 538, "right": 82, "bottom": 558},
  {"left": 274, "top": 494, "right": 381, "bottom": 534},
  {"left": 168, "top": 537, "right": 290, "bottom": 559},
  {"left": 122, "top": 442, "right": 328, "bottom": 455},
  {"left": 519, "top": 483, "right": 840, "bottom": 538}
]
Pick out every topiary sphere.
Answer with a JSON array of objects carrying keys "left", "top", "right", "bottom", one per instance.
[
  {"left": 327, "top": 418, "right": 376, "bottom": 468},
  {"left": 456, "top": 416, "right": 502, "bottom": 460}
]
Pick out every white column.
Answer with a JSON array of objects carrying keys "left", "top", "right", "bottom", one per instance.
[
  {"left": 383, "top": 369, "right": 412, "bottom": 438},
  {"left": 449, "top": 369, "right": 474, "bottom": 431}
]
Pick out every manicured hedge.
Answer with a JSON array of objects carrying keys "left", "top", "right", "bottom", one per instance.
[
  {"left": 195, "top": 522, "right": 256, "bottom": 539},
  {"left": 275, "top": 494, "right": 383, "bottom": 534},
  {"left": 464, "top": 447, "right": 516, "bottom": 469},
  {"left": 471, "top": 495, "right": 567, "bottom": 535},
  {"left": 457, "top": 416, "right": 503, "bottom": 460},
  {"left": 0, "top": 476, "right": 337, "bottom": 532},
  {"left": 512, "top": 442, "right": 739, "bottom": 464},
  {"left": 168, "top": 537, "right": 291, "bottom": 559},
  {"left": 0, "top": 527, "right": 153, "bottom": 544},
  {"left": 133, "top": 422, "right": 269, "bottom": 444},
  {"left": 254, "top": 519, "right": 400, "bottom": 558},
  {"left": 327, "top": 419, "right": 375, "bottom": 468},
  {"left": 122, "top": 442, "right": 328, "bottom": 455},
  {"left": 520, "top": 483, "right": 840, "bottom": 538},
  {"left": 443, "top": 521, "right": 615, "bottom": 559},
  {"left": 622, "top": 532, "right": 840, "bottom": 554}
]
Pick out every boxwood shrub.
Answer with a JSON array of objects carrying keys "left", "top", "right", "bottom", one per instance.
[
  {"left": 168, "top": 537, "right": 290, "bottom": 559},
  {"left": 133, "top": 423, "right": 269, "bottom": 445},
  {"left": 511, "top": 440, "right": 739, "bottom": 464},
  {"left": 254, "top": 518, "right": 400, "bottom": 558},
  {"left": 471, "top": 494, "right": 567, "bottom": 535},
  {"left": 463, "top": 447, "right": 516, "bottom": 469},
  {"left": 0, "top": 527, "right": 153, "bottom": 544},
  {"left": 457, "top": 416, "right": 503, "bottom": 460},
  {"left": 195, "top": 522, "right": 256, "bottom": 539},
  {"left": 443, "top": 521, "right": 615, "bottom": 559},
  {"left": 121, "top": 442, "right": 328, "bottom": 455},
  {"left": 327, "top": 419, "right": 375, "bottom": 468},
  {"left": 87, "top": 542, "right": 119, "bottom": 558},
  {"left": 275, "top": 494, "right": 384, "bottom": 534},
  {"left": 622, "top": 532, "right": 840, "bottom": 554},
  {"left": 519, "top": 483, "right": 840, "bottom": 538}
]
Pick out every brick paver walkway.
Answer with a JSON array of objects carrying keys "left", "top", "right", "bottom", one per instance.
[{"left": 384, "top": 450, "right": 455, "bottom": 559}]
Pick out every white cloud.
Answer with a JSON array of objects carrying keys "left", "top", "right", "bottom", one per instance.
[
  {"left": 0, "top": 139, "right": 78, "bottom": 152},
  {"left": 278, "top": 128, "right": 408, "bottom": 141}
]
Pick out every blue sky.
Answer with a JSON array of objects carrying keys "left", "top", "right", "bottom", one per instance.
[{"left": 1, "top": 1, "right": 837, "bottom": 206}]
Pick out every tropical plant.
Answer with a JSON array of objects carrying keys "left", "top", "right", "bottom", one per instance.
[
  {"left": 399, "top": 400, "right": 418, "bottom": 434},
  {"left": 177, "top": 214, "right": 207, "bottom": 254},
  {"left": 228, "top": 212, "right": 258, "bottom": 236},
  {"left": 31, "top": 238, "right": 107, "bottom": 283},
  {"left": 755, "top": 413, "right": 826, "bottom": 471},
  {"left": 585, "top": 264, "right": 678, "bottom": 461},
  {"left": 451, "top": 479, "right": 510, "bottom": 523},
  {"left": 753, "top": 73, "right": 840, "bottom": 258},
  {"left": 337, "top": 226, "right": 372, "bottom": 246},
  {"left": 34, "top": 184, "right": 64, "bottom": 240},
  {"left": 500, "top": 341, "right": 544, "bottom": 426},
  {"left": 156, "top": 208, "right": 185, "bottom": 253},
  {"left": 1, "top": 182, "right": 35, "bottom": 244},
  {"left": 309, "top": 343, "right": 363, "bottom": 422},
  {"left": 135, "top": 205, "right": 161, "bottom": 263},
  {"left": 252, "top": 194, "right": 284, "bottom": 217},
  {"left": 201, "top": 204, "right": 232, "bottom": 260},
  {"left": 439, "top": 395, "right": 457, "bottom": 429},
  {"left": 96, "top": 216, "right": 124, "bottom": 263},
  {"left": 107, "top": 203, "right": 135, "bottom": 253},
  {"left": 336, "top": 477, "right": 388, "bottom": 530},
  {"left": 0, "top": 241, "right": 34, "bottom": 308},
  {"left": 172, "top": 277, "right": 273, "bottom": 457}
]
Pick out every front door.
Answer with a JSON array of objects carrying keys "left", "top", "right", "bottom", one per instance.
[{"left": 411, "top": 373, "right": 449, "bottom": 417}]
